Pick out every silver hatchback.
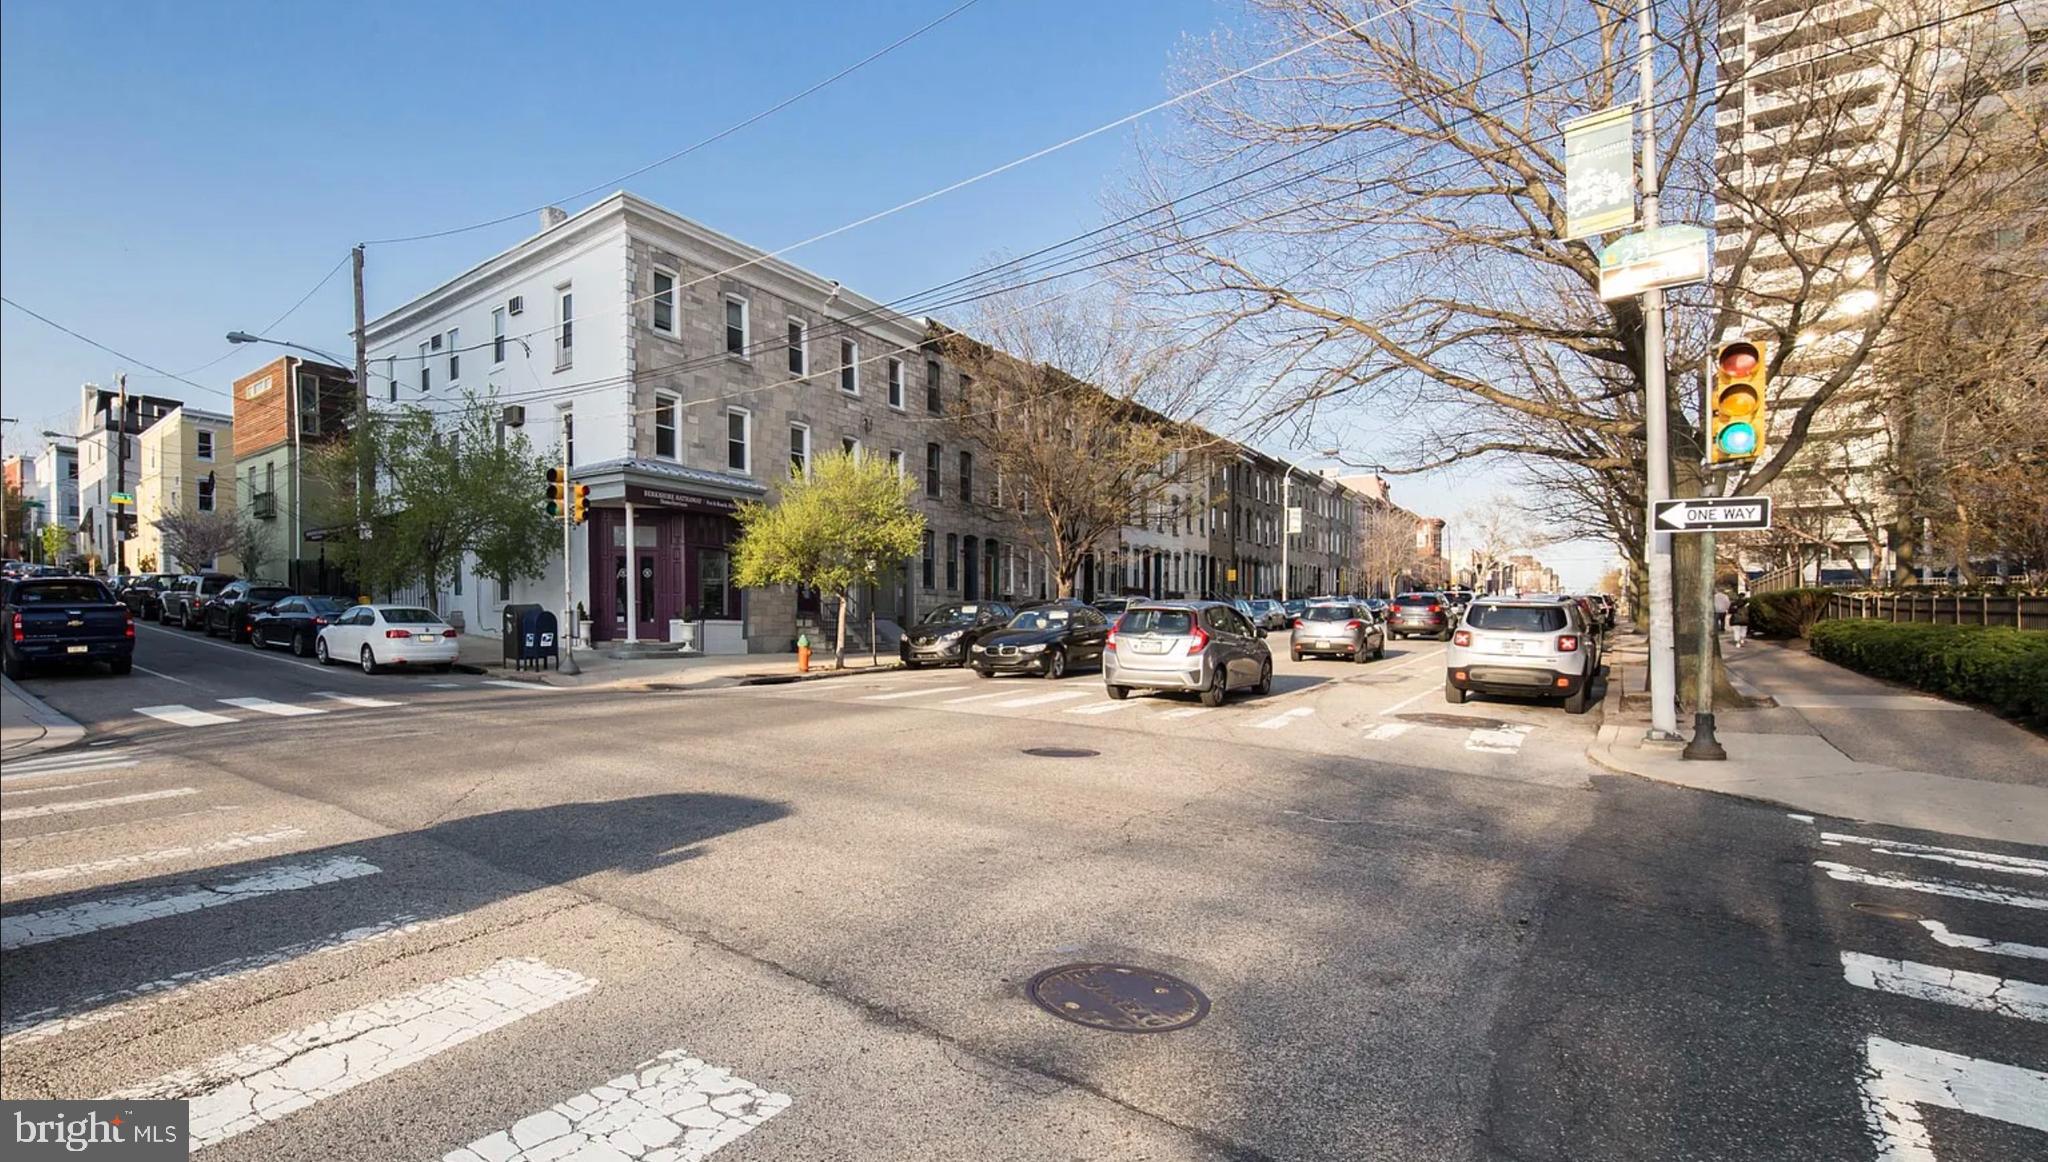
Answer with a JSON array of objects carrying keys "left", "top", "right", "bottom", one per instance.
[
  {"left": 1104, "top": 600, "right": 1272, "bottom": 707},
  {"left": 1289, "top": 602, "right": 1385, "bottom": 663},
  {"left": 1444, "top": 597, "right": 1597, "bottom": 714}
]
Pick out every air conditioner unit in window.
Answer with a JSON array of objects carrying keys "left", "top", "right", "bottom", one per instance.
[
  {"left": 502, "top": 405, "right": 526, "bottom": 428},
  {"left": 430, "top": 334, "right": 443, "bottom": 350},
  {"left": 507, "top": 295, "right": 524, "bottom": 316}
]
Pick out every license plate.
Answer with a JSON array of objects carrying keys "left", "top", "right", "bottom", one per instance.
[
  {"left": 417, "top": 633, "right": 438, "bottom": 643},
  {"left": 1135, "top": 640, "right": 1168, "bottom": 654},
  {"left": 1500, "top": 641, "right": 1524, "bottom": 654},
  {"left": 67, "top": 644, "right": 89, "bottom": 654}
]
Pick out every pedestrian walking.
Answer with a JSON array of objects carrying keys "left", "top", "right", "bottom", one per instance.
[
  {"left": 1713, "top": 589, "right": 1731, "bottom": 635},
  {"left": 1730, "top": 596, "right": 1750, "bottom": 648}
]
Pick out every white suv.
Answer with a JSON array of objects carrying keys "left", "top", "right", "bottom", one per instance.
[{"left": 1444, "top": 596, "right": 1597, "bottom": 714}]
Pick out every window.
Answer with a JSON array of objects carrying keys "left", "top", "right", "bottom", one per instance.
[
  {"left": 419, "top": 341, "right": 432, "bottom": 392},
  {"left": 265, "top": 461, "right": 275, "bottom": 494},
  {"left": 888, "top": 449, "right": 903, "bottom": 479},
  {"left": 556, "top": 284, "right": 574, "bottom": 368},
  {"left": 840, "top": 339, "right": 859, "bottom": 394},
  {"left": 887, "top": 359, "right": 904, "bottom": 409},
  {"left": 197, "top": 473, "right": 215, "bottom": 512},
  {"left": 921, "top": 530, "right": 935, "bottom": 589},
  {"left": 989, "top": 468, "right": 1001, "bottom": 507},
  {"left": 654, "top": 394, "right": 679, "bottom": 459},
  {"left": 789, "top": 424, "right": 810, "bottom": 477},
  {"left": 724, "top": 296, "right": 748, "bottom": 355},
  {"left": 385, "top": 356, "right": 397, "bottom": 402},
  {"left": 841, "top": 436, "right": 861, "bottom": 461},
  {"left": 958, "top": 451, "right": 973, "bottom": 502},
  {"left": 945, "top": 533, "right": 958, "bottom": 591},
  {"left": 492, "top": 309, "right": 506, "bottom": 364},
  {"left": 787, "top": 319, "right": 807, "bottom": 375},
  {"left": 925, "top": 443, "right": 941, "bottom": 497},
  {"left": 447, "top": 328, "right": 460, "bottom": 383},
  {"left": 926, "top": 359, "right": 942, "bottom": 413},
  {"left": 726, "top": 408, "right": 750, "bottom": 473},
  {"left": 559, "top": 405, "right": 575, "bottom": 468},
  {"left": 196, "top": 430, "right": 214, "bottom": 461},
  {"left": 698, "top": 549, "right": 733, "bottom": 619},
  {"left": 651, "top": 269, "right": 676, "bottom": 335}
]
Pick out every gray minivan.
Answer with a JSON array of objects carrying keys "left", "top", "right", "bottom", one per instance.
[{"left": 1104, "top": 600, "right": 1272, "bottom": 707}]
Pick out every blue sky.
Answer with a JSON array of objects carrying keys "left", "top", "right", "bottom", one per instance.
[{"left": 0, "top": 0, "right": 1613, "bottom": 585}]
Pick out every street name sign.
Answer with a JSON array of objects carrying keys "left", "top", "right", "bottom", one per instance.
[
  {"left": 1599, "top": 225, "right": 1711, "bottom": 301},
  {"left": 110, "top": 492, "right": 135, "bottom": 506},
  {"left": 1653, "top": 496, "right": 1771, "bottom": 533}
]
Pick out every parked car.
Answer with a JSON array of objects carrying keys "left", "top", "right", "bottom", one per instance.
[
  {"left": 1282, "top": 598, "right": 1309, "bottom": 620},
  {"left": 1445, "top": 596, "right": 1598, "bottom": 714},
  {"left": 1586, "top": 594, "right": 1618, "bottom": 631},
  {"left": 969, "top": 600, "right": 1111, "bottom": 679},
  {"left": 160, "top": 572, "right": 236, "bottom": 629},
  {"left": 900, "top": 600, "right": 1016, "bottom": 668},
  {"left": 249, "top": 595, "right": 351, "bottom": 656},
  {"left": 2, "top": 575, "right": 134, "bottom": 678},
  {"left": 1246, "top": 599, "right": 1290, "bottom": 632},
  {"left": 118, "top": 573, "right": 180, "bottom": 620},
  {"left": 1103, "top": 600, "right": 1271, "bottom": 707},
  {"left": 205, "top": 581, "right": 296, "bottom": 641},
  {"left": 1290, "top": 601, "right": 1386, "bottom": 663},
  {"left": 315, "top": 604, "right": 460, "bottom": 674},
  {"left": 1388, "top": 592, "right": 1453, "bottom": 640},
  {"left": 1091, "top": 597, "right": 1132, "bottom": 619}
]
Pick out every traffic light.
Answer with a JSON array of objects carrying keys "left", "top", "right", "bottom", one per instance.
[
  {"left": 545, "top": 466, "right": 565, "bottom": 517},
  {"left": 569, "top": 483, "right": 590, "bottom": 525},
  {"left": 1708, "top": 339, "right": 1768, "bottom": 466}
]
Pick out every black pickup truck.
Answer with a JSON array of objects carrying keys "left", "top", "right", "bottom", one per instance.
[{"left": 2, "top": 576, "right": 135, "bottom": 679}]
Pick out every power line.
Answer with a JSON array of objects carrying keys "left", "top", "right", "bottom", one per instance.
[
  {"left": 164, "top": 250, "right": 354, "bottom": 379},
  {"left": 363, "top": 0, "right": 986, "bottom": 247},
  {"left": 0, "top": 296, "right": 229, "bottom": 400}
]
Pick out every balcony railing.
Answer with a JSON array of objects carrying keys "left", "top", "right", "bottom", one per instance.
[{"left": 251, "top": 491, "right": 278, "bottom": 520}]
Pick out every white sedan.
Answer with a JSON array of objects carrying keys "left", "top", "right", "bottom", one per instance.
[{"left": 315, "top": 604, "right": 460, "bottom": 674}]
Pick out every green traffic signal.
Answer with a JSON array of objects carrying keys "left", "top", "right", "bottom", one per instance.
[{"left": 1716, "top": 422, "right": 1758, "bottom": 457}]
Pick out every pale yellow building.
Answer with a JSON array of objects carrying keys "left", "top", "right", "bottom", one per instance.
[{"left": 134, "top": 406, "right": 238, "bottom": 574}]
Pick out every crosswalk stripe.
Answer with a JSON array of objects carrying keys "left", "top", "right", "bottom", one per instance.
[
  {"left": 996, "top": 689, "right": 1093, "bottom": 709},
  {"left": 2, "top": 913, "right": 460, "bottom": 1048},
  {"left": 1159, "top": 706, "right": 1211, "bottom": 719},
  {"left": 861, "top": 685, "right": 970, "bottom": 701},
  {"left": 1465, "top": 724, "right": 1533, "bottom": 753},
  {"left": 2, "top": 804, "right": 243, "bottom": 847},
  {"left": 1066, "top": 700, "right": 1134, "bottom": 715},
  {"left": 1840, "top": 951, "right": 2048, "bottom": 1023},
  {"left": 313, "top": 692, "right": 404, "bottom": 709},
  {"left": 1, "top": 779, "right": 117, "bottom": 798},
  {"left": 135, "top": 704, "right": 237, "bottom": 727},
  {"left": 1254, "top": 707, "right": 1314, "bottom": 730},
  {"left": 1361, "top": 722, "right": 1413, "bottom": 741},
  {"left": 1821, "top": 831, "right": 2048, "bottom": 876},
  {"left": 1, "top": 751, "right": 139, "bottom": 777},
  {"left": 444, "top": 1047, "right": 792, "bottom": 1162},
  {"left": 1857, "top": 1036, "right": 2048, "bottom": 1162},
  {"left": 0, "top": 787, "right": 197, "bottom": 822},
  {"left": 218, "top": 697, "right": 327, "bottom": 717},
  {"left": 106, "top": 957, "right": 596, "bottom": 1151},
  {"left": 1813, "top": 861, "right": 2048, "bottom": 911},
  {"left": 428, "top": 682, "right": 464, "bottom": 688},
  {"left": 2, "top": 759, "right": 139, "bottom": 784},
  {"left": 1918, "top": 920, "right": 2048, "bottom": 962},
  {"left": 0, "top": 827, "right": 306, "bottom": 888},
  {"left": 1, "top": 854, "right": 379, "bottom": 951},
  {"left": 483, "top": 679, "right": 557, "bottom": 691},
  {"left": 941, "top": 691, "right": 1010, "bottom": 705}
]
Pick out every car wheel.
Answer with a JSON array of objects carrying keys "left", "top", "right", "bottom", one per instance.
[
  {"left": 360, "top": 645, "right": 379, "bottom": 675},
  {"left": 1440, "top": 628, "right": 1453, "bottom": 642},
  {"left": 109, "top": 657, "right": 133, "bottom": 675},
  {"left": 903, "top": 660, "right": 921, "bottom": 670},
  {"left": 1353, "top": 642, "right": 1370, "bottom": 664},
  {"left": 1290, "top": 647, "right": 1302, "bottom": 663},
  {"left": 1046, "top": 650, "right": 1067, "bottom": 680},
  {"left": 1106, "top": 683, "right": 1129, "bottom": 701},
  {"left": 180, "top": 607, "right": 194, "bottom": 629},
  {"left": 1444, "top": 677, "right": 1467, "bottom": 705},
  {"left": 250, "top": 629, "right": 265, "bottom": 650},
  {"left": 293, "top": 631, "right": 313, "bottom": 658},
  {"left": 1254, "top": 657, "right": 1273, "bottom": 695},
  {"left": 974, "top": 667, "right": 993, "bottom": 679},
  {"left": 314, "top": 637, "right": 332, "bottom": 666},
  {"left": 1199, "top": 666, "right": 1227, "bottom": 708},
  {"left": 1563, "top": 684, "right": 1591, "bottom": 715},
  {"left": 2, "top": 650, "right": 25, "bottom": 680},
  {"left": 1373, "top": 641, "right": 1386, "bottom": 660},
  {"left": 434, "top": 663, "right": 453, "bottom": 674}
]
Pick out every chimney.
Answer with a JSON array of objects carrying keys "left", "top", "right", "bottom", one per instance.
[{"left": 539, "top": 206, "right": 569, "bottom": 231}]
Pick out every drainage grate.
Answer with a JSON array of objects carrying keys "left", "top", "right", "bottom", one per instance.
[
  {"left": 1396, "top": 713, "right": 1516, "bottom": 731},
  {"left": 1023, "top": 747, "right": 1099, "bottom": 758},
  {"left": 1028, "top": 963, "right": 1210, "bottom": 1033},
  {"left": 1850, "top": 902, "right": 1925, "bottom": 921}
]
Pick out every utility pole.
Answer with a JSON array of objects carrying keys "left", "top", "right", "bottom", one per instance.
[
  {"left": 558, "top": 440, "right": 580, "bottom": 676},
  {"left": 1280, "top": 467, "right": 1291, "bottom": 603},
  {"left": 113, "top": 372, "right": 128, "bottom": 577},
  {"left": 1638, "top": 0, "right": 1680, "bottom": 740}
]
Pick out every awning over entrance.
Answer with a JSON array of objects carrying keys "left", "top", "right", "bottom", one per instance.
[{"left": 570, "top": 457, "right": 769, "bottom": 510}]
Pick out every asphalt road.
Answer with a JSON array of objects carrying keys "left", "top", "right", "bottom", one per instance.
[{"left": 3, "top": 628, "right": 2042, "bottom": 1160}]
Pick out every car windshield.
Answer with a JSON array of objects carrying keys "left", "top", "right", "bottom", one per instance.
[
  {"left": 12, "top": 580, "right": 111, "bottom": 603},
  {"left": 306, "top": 597, "right": 349, "bottom": 615},
  {"left": 249, "top": 587, "right": 294, "bottom": 603},
  {"left": 1467, "top": 604, "right": 1568, "bottom": 632},
  {"left": 201, "top": 577, "right": 232, "bottom": 593},
  {"left": 379, "top": 607, "right": 442, "bottom": 625},
  {"left": 1303, "top": 605, "right": 1355, "bottom": 622},
  {"left": 1008, "top": 608, "right": 1072, "bottom": 631},
  {"left": 919, "top": 604, "right": 980, "bottom": 626},
  {"left": 1119, "top": 608, "right": 1193, "bottom": 635},
  {"left": 1395, "top": 594, "right": 1440, "bottom": 606}
]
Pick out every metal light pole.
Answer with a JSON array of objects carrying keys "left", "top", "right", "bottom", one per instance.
[{"left": 1638, "top": 0, "right": 1681, "bottom": 740}]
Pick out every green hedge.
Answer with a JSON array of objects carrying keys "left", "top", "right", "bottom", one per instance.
[
  {"left": 1807, "top": 621, "right": 2048, "bottom": 726},
  {"left": 1747, "top": 588, "right": 1835, "bottom": 639}
]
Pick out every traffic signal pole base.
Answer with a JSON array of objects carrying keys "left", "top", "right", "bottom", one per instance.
[
  {"left": 559, "top": 648, "right": 580, "bottom": 676},
  {"left": 1681, "top": 712, "right": 1727, "bottom": 761}
]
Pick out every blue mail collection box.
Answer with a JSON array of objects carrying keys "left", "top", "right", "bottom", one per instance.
[{"left": 501, "top": 604, "right": 559, "bottom": 671}]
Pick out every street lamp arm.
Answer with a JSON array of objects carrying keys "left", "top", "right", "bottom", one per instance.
[{"left": 226, "top": 331, "right": 353, "bottom": 370}]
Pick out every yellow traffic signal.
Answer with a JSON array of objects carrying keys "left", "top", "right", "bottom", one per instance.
[
  {"left": 570, "top": 483, "right": 590, "bottom": 525},
  {"left": 545, "top": 466, "right": 566, "bottom": 517},
  {"left": 1708, "top": 339, "right": 1768, "bottom": 465}
]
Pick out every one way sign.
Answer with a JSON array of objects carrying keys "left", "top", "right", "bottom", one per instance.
[{"left": 1653, "top": 496, "right": 1772, "bottom": 533}]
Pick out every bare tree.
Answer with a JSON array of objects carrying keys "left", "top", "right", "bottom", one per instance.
[
  {"left": 233, "top": 516, "right": 272, "bottom": 582},
  {"left": 1353, "top": 502, "right": 1417, "bottom": 597},
  {"left": 156, "top": 510, "right": 238, "bottom": 572}
]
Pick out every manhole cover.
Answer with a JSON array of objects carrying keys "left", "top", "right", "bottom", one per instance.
[
  {"left": 1023, "top": 747, "right": 1099, "bottom": 758},
  {"left": 1850, "top": 902, "right": 1925, "bottom": 921},
  {"left": 1396, "top": 713, "right": 1515, "bottom": 731},
  {"left": 1027, "top": 963, "right": 1210, "bottom": 1033}
]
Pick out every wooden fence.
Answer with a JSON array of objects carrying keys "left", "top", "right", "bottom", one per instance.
[{"left": 1824, "top": 591, "right": 2047, "bottom": 630}]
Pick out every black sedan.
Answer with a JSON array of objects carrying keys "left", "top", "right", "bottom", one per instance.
[
  {"left": 117, "top": 573, "right": 179, "bottom": 620},
  {"left": 207, "top": 581, "right": 297, "bottom": 642},
  {"left": 968, "top": 600, "right": 1112, "bottom": 679},
  {"left": 900, "top": 601, "right": 1015, "bottom": 668},
  {"left": 248, "top": 595, "right": 351, "bottom": 656}
]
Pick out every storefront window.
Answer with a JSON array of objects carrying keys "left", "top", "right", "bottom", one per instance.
[{"left": 698, "top": 548, "right": 732, "bottom": 619}]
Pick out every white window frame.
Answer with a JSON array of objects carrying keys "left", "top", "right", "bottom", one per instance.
[
  {"left": 724, "top": 295, "right": 750, "bottom": 358},
  {"left": 555, "top": 283, "right": 574, "bottom": 370},
  {"left": 888, "top": 448, "right": 904, "bottom": 479},
  {"left": 419, "top": 341, "right": 432, "bottom": 392},
  {"left": 447, "top": 327, "right": 460, "bottom": 385},
  {"left": 492, "top": 308, "right": 506, "bottom": 365},
  {"left": 557, "top": 403, "right": 575, "bottom": 468},
  {"left": 653, "top": 393, "right": 680, "bottom": 461},
  {"left": 726, "top": 407, "right": 752, "bottom": 475},
  {"left": 787, "top": 318, "right": 808, "bottom": 375},
  {"left": 651, "top": 268, "right": 678, "bottom": 336},
  {"left": 197, "top": 474, "right": 215, "bottom": 513},
  {"left": 841, "top": 436, "right": 863, "bottom": 462},
  {"left": 196, "top": 430, "right": 214, "bottom": 462},
  {"left": 887, "top": 358, "right": 905, "bottom": 409},
  {"left": 840, "top": 339, "right": 860, "bottom": 395},
  {"left": 789, "top": 423, "right": 811, "bottom": 478}
]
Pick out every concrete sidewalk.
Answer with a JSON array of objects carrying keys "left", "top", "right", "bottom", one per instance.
[
  {"left": 454, "top": 633, "right": 902, "bottom": 691},
  {"left": 2, "top": 676, "right": 87, "bottom": 759},
  {"left": 1589, "top": 631, "right": 2048, "bottom": 846}
]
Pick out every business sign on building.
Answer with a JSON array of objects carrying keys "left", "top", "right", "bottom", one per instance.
[
  {"left": 1599, "top": 225, "right": 1711, "bottom": 301},
  {"left": 1562, "top": 106, "right": 1636, "bottom": 240},
  {"left": 624, "top": 484, "right": 741, "bottom": 515}
]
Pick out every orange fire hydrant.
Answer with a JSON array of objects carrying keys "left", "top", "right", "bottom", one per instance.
[{"left": 796, "top": 633, "right": 812, "bottom": 673}]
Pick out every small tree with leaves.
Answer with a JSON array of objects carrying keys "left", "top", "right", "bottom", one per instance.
[
  {"left": 39, "top": 522, "right": 71, "bottom": 566},
  {"left": 733, "top": 451, "right": 926, "bottom": 668},
  {"left": 233, "top": 516, "right": 273, "bottom": 582}
]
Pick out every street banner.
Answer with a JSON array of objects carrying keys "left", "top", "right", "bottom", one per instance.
[{"left": 1562, "top": 106, "right": 1635, "bottom": 240}]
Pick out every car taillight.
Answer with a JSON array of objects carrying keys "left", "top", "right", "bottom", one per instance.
[
  {"left": 10, "top": 613, "right": 21, "bottom": 643},
  {"left": 1103, "top": 625, "right": 1118, "bottom": 651},
  {"left": 442, "top": 629, "right": 458, "bottom": 638},
  {"left": 244, "top": 622, "right": 253, "bottom": 634},
  {"left": 1292, "top": 619, "right": 1305, "bottom": 629},
  {"left": 1428, "top": 604, "right": 1442, "bottom": 613},
  {"left": 1187, "top": 623, "right": 1209, "bottom": 654},
  {"left": 1347, "top": 619, "right": 1366, "bottom": 631},
  {"left": 314, "top": 617, "right": 328, "bottom": 626},
  {"left": 385, "top": 629, "right": 413, "bottom": 639},
  {"left": 1453, "top": 630, "right": 1471, "bottom": 646},
  {"left": 126, "top": 612, "right": 137, "bottom": 639},
  {"left": 1557, "top": 634, "right": 1580, "bottom": 653}
]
